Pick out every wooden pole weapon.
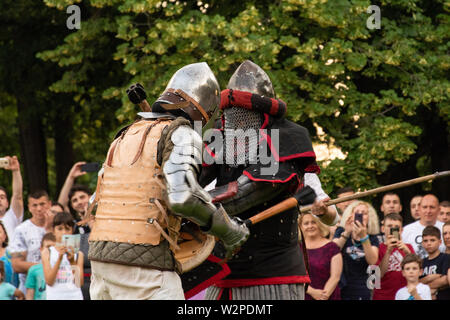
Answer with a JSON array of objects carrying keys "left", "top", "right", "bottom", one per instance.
[{"left": 245, "top": 171, "right": 450, "bottom": 227}]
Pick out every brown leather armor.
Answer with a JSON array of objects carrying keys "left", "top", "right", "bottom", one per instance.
[{"left": 90, "top": 118, "right": 181, "bottom": 249}]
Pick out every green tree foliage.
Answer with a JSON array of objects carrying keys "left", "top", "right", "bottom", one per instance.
[
  {"left": 0, "top": 0, "right": 70, "bottom": 196},
  {"left": 4, "top": 1, "right": 449, "bottom": 206},
  {"left": 37, "top": 1, "right": 126, "bottom": 175},
  {"left": 0, "top": 93, "right": 20, "bottom": 192},
  {"left": 0, "top": 0, "right": 121, "bottom": 196}
]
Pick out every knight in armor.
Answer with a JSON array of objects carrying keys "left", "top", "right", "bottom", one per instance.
[
  {"left": 200, "top": 60, "right": 339, "bottom": 300},
  {"left": 87, "top": 62, "right": 249, "bottom": 300}
]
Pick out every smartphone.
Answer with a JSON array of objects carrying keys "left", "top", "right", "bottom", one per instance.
[
  {"left": 81, "top": 162, "right": 99, "bottom": 173},
  {"left": 62, "top": 234, "right": 81, "bottom": 254},
  {"left": 0, "top": 157, "right": 9, "bottom": 168},
  {"left": 354, "top": 212, "right": 363, "bottom": 224},
  {"left": 390, "top": 227, "right": 400, "bottom": 240}
]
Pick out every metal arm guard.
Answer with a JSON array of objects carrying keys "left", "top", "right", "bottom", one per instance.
[
  {"left": 163, "top": 126, "right": 212, "bottom": 226},
  {"left": 163, "top": 126, "right": 249, "bottom": 251},
  {"left": 209, "top": 175, "right": 292, "bottom": 216}
]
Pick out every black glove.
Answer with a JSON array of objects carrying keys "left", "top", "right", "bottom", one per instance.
[{"left": 294, "top": 186, "right": 317, "bottom": 205}]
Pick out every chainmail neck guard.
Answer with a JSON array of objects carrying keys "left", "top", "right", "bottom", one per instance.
[{"left": 223, "top": 107, "right": 264, "bottom": 167}]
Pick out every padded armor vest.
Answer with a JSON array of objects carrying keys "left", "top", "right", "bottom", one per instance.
[{"left": 89, "top": 119, "right": 181, "bottom": 269}]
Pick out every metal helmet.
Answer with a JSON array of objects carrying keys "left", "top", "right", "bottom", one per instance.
[
  {"left": 226, "top": 60, "right": 275, "bottom": 98},
  {"left": 222, "top": 61, "right": 276, "bottom": 166},
  {"left": 154, "top": 62, "right": 220, "bottom": 130}
]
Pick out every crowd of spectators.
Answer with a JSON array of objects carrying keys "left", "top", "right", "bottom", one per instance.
[
  {"left": 309, "top": 188, "right": 450, "bottom": 300},
  {"left": 0, "top": 159, "right": 91, "bottom": 300},
  {"left": 0, "top": 155, "right": 449, "bottom": 300}
]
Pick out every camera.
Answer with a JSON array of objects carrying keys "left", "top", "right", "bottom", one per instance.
[
  {"left": 390, "top": 227, "right": 400, "bottom": 240},
  {"left": 0, "top": 157, "right": 9, "bottom": 168}
]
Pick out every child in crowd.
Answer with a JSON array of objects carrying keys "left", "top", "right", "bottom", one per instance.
[
  {"left": 373, "top": 213, "right": 414, "bottom": 300},
  {"left": 395, "top": 254, "right": 431, "bottom": 300},
  {"left": 420, "top": 226, "right": 450, "bottom": 300},
  {"left": 0, "top": 260, "right": 24, "bottom": 300},
  {"left": 0, "top": 220, "right": 19, "bottom": 287},
  {"left": 25, "top": 232, "right": 56, "bottom": 300},
  {"left": 41, "top": 212, "right": 84, "bottom": 300}
]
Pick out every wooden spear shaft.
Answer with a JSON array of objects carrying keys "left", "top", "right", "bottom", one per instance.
[
  {"left": 300, "top": 170, "right": 450, "bottom": 213},
  {"left": 138, "top": 100, "right": 151, "bottom": 112},
  {"left": 246, "top": 170, "right": 450, "bottom": 226}
]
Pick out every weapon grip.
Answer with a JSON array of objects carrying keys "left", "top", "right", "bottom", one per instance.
[
  {"left": 244, "top": 219, "right": 253, "bottom": 228},
  {"left": 127, "top": 83, "right": 151, "bottom": 112},
  {"left": 294, "top": 186, "right": 316, "bottom": 205},
  {"left": 139, "top": 100, "right": 151, "bottom": 112}
]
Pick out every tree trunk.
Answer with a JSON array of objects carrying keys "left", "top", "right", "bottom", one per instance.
[
  {"left": 428, "top": 110, "right": 450, "bottom": 201},
  {"left": 54, "top": 115, "right": 75, "bottom": 195},
  {"left": 17, "top": 97, "right": 48, "bottom": 193}
]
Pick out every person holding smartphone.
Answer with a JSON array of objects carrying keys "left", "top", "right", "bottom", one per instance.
[
  {"left": 372, "top": 212, "right": 414, "bottom": 300},
  {"left": 41, "top": 212, "right": 84, "bottom": 300},
  {"left": 56, "top": 163, "right": 93, "bottom": 300},
  {"left": 57, "top": 161, "right": 98, "bottom": 229},
  {"left": 0, "top": 156, "right": 24, "bottom": 242},
  {"left": 332, "top": 200, "right": 380, "bottom": 300}
]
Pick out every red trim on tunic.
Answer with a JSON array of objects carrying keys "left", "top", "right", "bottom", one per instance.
[
  {"left": 217, "top": 288, "right": 224, "bottom": 300},
  {"left": 261, "top": 129, "right": 317, "bottom": 164},
  {"left": 183, "top": 255, "right": 231, "bottom": 300},
  {"left": 243, "top": 170, "right": 299, "bottom": 184},
  {"left": 278, "top": 151, "right": 316, "bottom": 161},
  {"left": 305, "top": 164, "right": 321, "bottom": 174},
  {"left": 270, "top": 98, "right": 278, "bottom": 116}
]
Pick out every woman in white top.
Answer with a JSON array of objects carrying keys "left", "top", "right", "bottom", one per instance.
[{"left": 42, "top": 212, "right": 83, "bottom": 300}]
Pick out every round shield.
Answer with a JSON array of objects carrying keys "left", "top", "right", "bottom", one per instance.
[{"left": 174, "top": 220, "right": 216, "bottom": 273}]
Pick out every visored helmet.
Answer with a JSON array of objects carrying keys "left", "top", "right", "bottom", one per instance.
[
  {"left": 222, "top": 60, "right": 277, "bottom": 166},
  {"left": 153, "top": 62, "right": 220, "bottom": 131}
]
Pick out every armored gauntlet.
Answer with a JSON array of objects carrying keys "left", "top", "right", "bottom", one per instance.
[{"left": 204, "top": 205, "right": 249, "bottom": 255}]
